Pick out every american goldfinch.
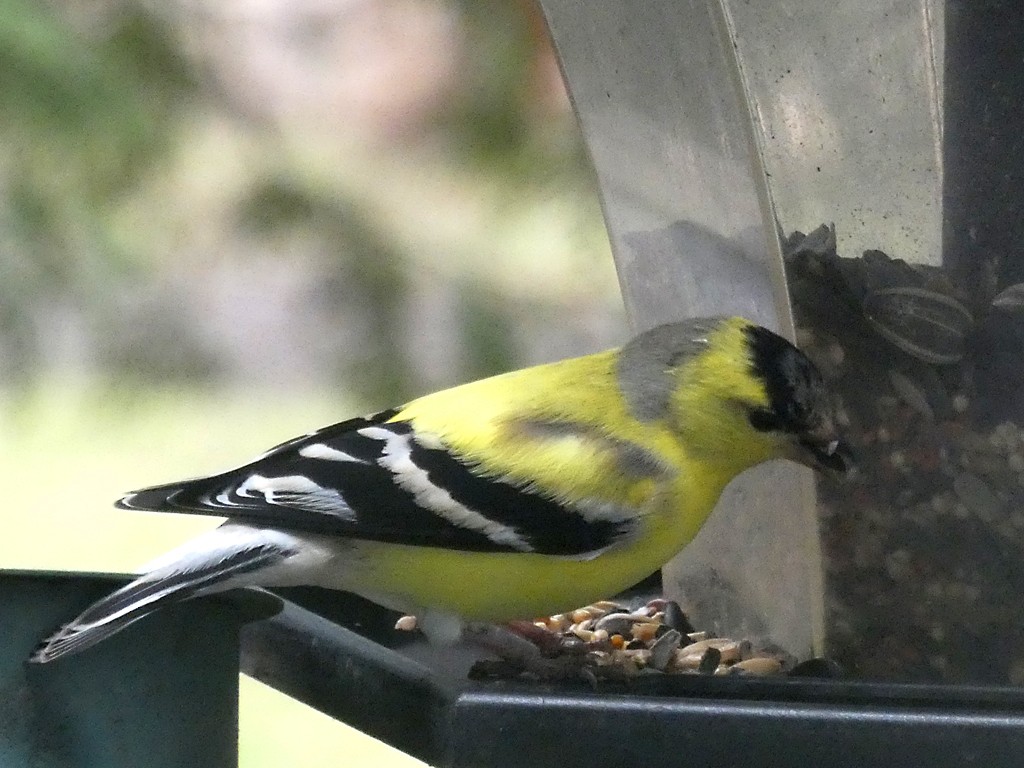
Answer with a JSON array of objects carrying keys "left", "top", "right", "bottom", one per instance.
[{"left": 31, "top": 316, "right": 848, "bottom": 663}]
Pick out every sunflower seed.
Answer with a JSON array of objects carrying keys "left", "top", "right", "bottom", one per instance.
[
  {"left": 863, "top": 287, "right": 973, "bottom": 364},
  {"left": 698, "top": 647, "right": 722, "bottom": 674},
  {"left": 731, "top": 657, "right": 783, "bottom": 676},
  {"left": 649, "top": 629, "right": 682, "bottom": 670},
  {"left": 888, "top": 370, "right": 935, "bottom": 421},
  {"left": 991, "top": 282, "right": 1024, "bottom": 309}
]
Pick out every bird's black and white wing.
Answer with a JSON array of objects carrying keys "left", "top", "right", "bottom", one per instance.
[{"left": 118, "top": 410, "right": 653, "bottom": 557}]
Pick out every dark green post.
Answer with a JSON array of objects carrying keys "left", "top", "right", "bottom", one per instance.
[{"left": 1, "top": 571, "right": 277, "bottom": 767}]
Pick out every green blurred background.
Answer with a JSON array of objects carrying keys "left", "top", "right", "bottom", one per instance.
[{"left": 0, "top": 0, "right": 624, "bottom": 763}]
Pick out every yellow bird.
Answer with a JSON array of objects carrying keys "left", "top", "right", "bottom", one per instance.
[{"left": 31, "top": 316, "right": 847, "bottom": 663}]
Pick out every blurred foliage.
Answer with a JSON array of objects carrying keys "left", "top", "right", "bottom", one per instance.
[
  {"left": 0, "top": 5, "right": 613, "bottom": 762},
  {"left": 0, "top": 0, "right": 619, "bottom": 401},
  {"left": 457, "top": 283, "right": 518, "bottom": 383},
  {"left": 236, "top": 177, "right": 416, "bottom": 401},
  {"left": 236, "top": 176, "right": 522, "bottom": 402},
  {"left": 0, "top": 3, "right": 613, "bottom": 765},
  {"left": 0, "top": 3, "right": 193, "bottom": 197},
  {"left": 443, "top": 0, "right": 538, "bottom": 165},
  {"left": 0, "top": 0, "right": 197, "bottom": 376},
  {"left": 443, "top": 0, "right": 586, "bottom": 178}
]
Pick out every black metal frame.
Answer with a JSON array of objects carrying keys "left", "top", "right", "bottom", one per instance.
[{"left": 244, "top": 588, "right": 1024, "bottom": 767}]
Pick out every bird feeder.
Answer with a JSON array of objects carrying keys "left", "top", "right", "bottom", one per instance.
[{"left": 540, "top": 0, "right": 1024, "bottom": 686}]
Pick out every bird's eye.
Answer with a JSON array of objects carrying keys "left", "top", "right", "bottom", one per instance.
[{"left": 748, "top": 408, "right": 783, "bottom": 433}]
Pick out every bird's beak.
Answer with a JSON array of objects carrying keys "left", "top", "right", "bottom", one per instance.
[{"left": 796, "top": 426, "right": 853, "bottom": 476}]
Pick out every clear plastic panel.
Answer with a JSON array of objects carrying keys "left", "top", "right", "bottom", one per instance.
[{"left": 539, "top": 0, "right": 822, "bottom": 658}]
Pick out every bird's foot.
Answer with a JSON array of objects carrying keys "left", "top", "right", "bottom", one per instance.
[{"left": 463, "top": 620, "right": 630, "bottom": 683}]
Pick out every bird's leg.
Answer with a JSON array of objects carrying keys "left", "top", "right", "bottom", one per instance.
[
  {"left": 462, "top": 621, "right": 591, "bottom": 680},
  {"left": 499, "top": 620, "right": 569, "bottom": 655},
  {"left": 464, "top": 622, "right": 540, "bottom": 660},
  {"left": 402, "top": 612, "right": 596, "bottom": 680}
]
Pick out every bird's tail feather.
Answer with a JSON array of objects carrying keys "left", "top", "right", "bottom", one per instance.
[{"left": 30, "top": 534, "right": 293, "bottom": 664}]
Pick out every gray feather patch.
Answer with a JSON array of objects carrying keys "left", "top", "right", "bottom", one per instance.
[
  {"left": 509, "top": 417, "right": 670, "bottom": 480},
  {"left": 616, "top": 319, "right": 723, "bottom": 421}
]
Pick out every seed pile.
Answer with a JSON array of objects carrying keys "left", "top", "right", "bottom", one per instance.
[
  {"left": 527, "top": 599, "right": 797, "bottom": 679},
  {"left": 399, "top": 600, "right": 838, "bottom": 682},
  {"left": 786, "top": 224, "right": 1024, "bottom": 682}
]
